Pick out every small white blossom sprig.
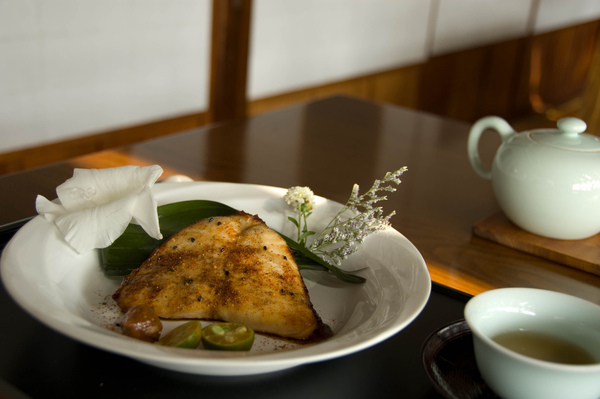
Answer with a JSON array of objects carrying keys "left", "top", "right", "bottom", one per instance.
[
  {"left": 309, "top": 166, "right": 407, "bottom": 265},
  {"left": 283, "top": 167, "right": 407, "bottom": 268},
  {"left": 283, "top": 186, "right": 316, "bottom": 246}
]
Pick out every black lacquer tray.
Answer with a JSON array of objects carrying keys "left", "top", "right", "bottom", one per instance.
[{"left": 422, "top": 319, "right": 499, "bottom": 399}]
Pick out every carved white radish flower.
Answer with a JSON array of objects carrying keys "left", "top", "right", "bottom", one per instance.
[{"left": 36, "top": 165, "right": 163, "bottom": 253}]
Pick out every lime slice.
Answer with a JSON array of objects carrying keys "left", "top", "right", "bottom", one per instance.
[
  {"left": 201, "top": 322, "right": 255, "bottom": 351},
  {"left": 157, "top": 321, "right": 202, "bottom": 349}
]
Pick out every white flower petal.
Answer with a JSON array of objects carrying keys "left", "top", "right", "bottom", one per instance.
[
  {"left": 131, "top": 184, "right": 162, "bottom": 240},
  {"left": 57, "top": 165, "right": 163, "bottom": 210},
  {"left": 54, "top": 193, "right": 137, "bottom": 253},
  {"left": 35, "top": 165, "right": 164, "bottom": 253},
  {"left": 35, "top": 195, "right": 68, "bottom": 222}
]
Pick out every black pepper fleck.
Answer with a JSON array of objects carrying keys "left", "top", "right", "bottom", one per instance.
[
  {"left": 220, "top": 248, "right": 225, "bottom": 252},
  {"left": 197, "top": 296, "right": 202, "bottom": 302},
  {"left": 263, "top": 246, "right": 267, "bottom": 250},
  {"left": 172, "top": 245, "right": 178, "bottom": 250},
  {"left": 190, "top": 237, "right": 196, "bottom": 242},
  {"left": 217, "top": 221, "right": 222, "bottom": 226},
  {"left": 209, "top": 217, "right": 214, "bottom": 222},
  {"left": 280, "top": 289, "right": 285, "bottom": 294},
  {"left": 224, "top": 270, "right": 229, "bottom": 276},
  {"left": 283, "top": 256, "right": 287, "bottom": 260}
]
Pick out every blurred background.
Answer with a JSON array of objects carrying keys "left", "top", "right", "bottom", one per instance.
[{"left": 1, "top": 0, "right": 599, "bottom": 174}]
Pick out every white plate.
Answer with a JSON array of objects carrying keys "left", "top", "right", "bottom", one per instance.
[{"left": 0, "top": 182, "right": 431, "bottom": 376}]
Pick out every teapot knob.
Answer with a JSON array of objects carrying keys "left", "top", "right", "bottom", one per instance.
[{"left": 557, "top": 117, "right": 586, "bottom": 136}]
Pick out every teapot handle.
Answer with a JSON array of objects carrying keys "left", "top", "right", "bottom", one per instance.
[{"left": 467, "top": 116, "right": 516, "bottom": 180}]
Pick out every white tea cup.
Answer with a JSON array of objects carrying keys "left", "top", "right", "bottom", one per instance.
[{"left": 465, "top": 288, "right": 600, "bottom": 399}]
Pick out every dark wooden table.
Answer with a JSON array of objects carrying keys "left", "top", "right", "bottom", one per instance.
[
  {"left": 1, "top": 95, "right": 600, "bottom": 398},
  {"left": 2, "top": 95, "right": 600, "bottom": 300}
]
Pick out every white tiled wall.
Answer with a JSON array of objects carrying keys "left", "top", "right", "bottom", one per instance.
[
  {"left": 248, "top": 0, "right": 433, "bottom": 99},
  {"left": 534, "top": 0, "right": 600, "bottom": 34},
  {"left": 0, "top": 0, "right": 212, "bottom": 153},
  {"left": 1, "top": 0, "right": 600, "bottom": 154},
  {"left": 248, "top": 0, "right": 600, "bottom": 99},
  {"left": 430, "top": 0, "right": 533, "bottom": 56}
]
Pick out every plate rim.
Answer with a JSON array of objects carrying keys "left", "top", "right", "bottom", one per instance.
[{"left": 1, "top": 181, "right": 431, "bottom": 375}]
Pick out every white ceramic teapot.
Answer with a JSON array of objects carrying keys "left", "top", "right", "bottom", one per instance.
[{"left": 468, "top": 116, "right": 600, "bottom": 240}]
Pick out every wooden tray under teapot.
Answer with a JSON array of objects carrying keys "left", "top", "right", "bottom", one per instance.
[{"left": 473, "top": 212, "right": 600, "bottom": 276}]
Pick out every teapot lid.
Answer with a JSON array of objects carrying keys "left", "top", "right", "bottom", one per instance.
[{"left": 530, "top": 117, "right": 600, "bottom": 152}]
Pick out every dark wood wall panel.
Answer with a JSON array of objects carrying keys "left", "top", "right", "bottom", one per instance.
[
  {"left": 251, "top": 19, "right": 599, "bottom": 130},
  {"left": 1, "top": 18, "right": 598, "bottom": 175},
  {"left": 529, "top": 21, "right": 600, "bottom": 111},
  {"left": 0, "top": 112, "right": 207, "bottom": 175},
  {"left": 209, "top": 0, "right": 253, "bottom": 123}
]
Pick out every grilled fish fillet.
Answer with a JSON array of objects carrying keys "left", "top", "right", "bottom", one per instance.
[{"left": 113, "top": 212, "right": 330, "bottom": 341}]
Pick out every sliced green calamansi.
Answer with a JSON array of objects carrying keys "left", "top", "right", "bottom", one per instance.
[
  {"left": 201, "top": 322, "right": 255, "bottom": 351},
  {"left": 157, "top": 320, "right": 202, "bottom": 349}
]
